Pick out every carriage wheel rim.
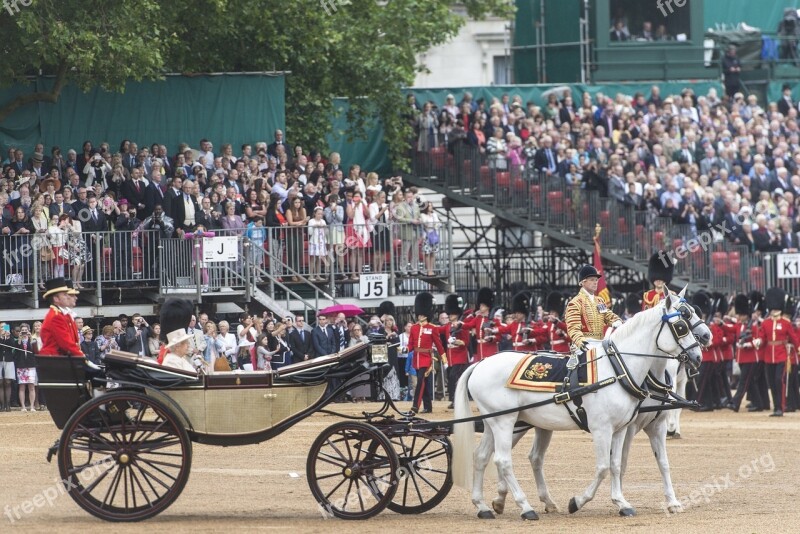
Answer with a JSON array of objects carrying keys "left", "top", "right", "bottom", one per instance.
[
  {"left": 58, "top": 391, "right": 192, "bottom": 522},
  {"left": 384, "top": 434, "right": 453, "bottom": 515}
]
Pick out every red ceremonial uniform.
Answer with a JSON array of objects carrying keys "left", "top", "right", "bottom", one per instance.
[
  {"left": 544, "top": 318, "right": 570, "bottom": 353},
  {"left": 442, "top": 323, "right": 470, "bottom": 365},
  {"left": 760, "top": 316, "right": 800, "bottom": 364},
  {"left": 792, "top": 324, "right": 800, "bottom": 366},
  {"left": 735, "top": 322, "right": 761, "bottom": 364},
  {"left": 39, "top": 305, "right": 83, "bottom": 357},
  {"left": 720, "top": 322, "right": 737, "bottom": 361},
  {"left": 642, "top": 288, "right": 668, "bottom": 310},
  {"left": 702, "top": 323, "right": 725, "bottom": 363},
  {"left": 407, "top": 321, "right": 446, "bottom": 369},
  {"left": 461, "top": 314, "right": 499, "bottom": 360},
  {"left": 497, "top": 320, "right": 542, "bottom": 351}
]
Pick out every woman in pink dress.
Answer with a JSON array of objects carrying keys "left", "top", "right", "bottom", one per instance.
[{"left": 345, "top": 192, "right": 371, "bottom": 281}]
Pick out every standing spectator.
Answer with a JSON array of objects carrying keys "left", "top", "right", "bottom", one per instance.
[
  {"left": 30, "top": 203, "right": 52, "bottom": 288},
  {"left": 147, "top": 324, "right": 161, "bottom": 359},
  {"left": 307, "top": 207, "right": 328, "bottom": 281},
  {"left": 486, "top": 127, "right": 508, "bottom": 170},
  {"left": 722, "top": 45, "right": 742, "bottom": 98},
  {"left": 246, "top": 216, "right": 267, "bottom": 273},
  {"left": 382, "top": 316, "right": 402, "bottom": 401},
  {"left": 287, "top": 315, "right": 315, "bottom": 361},
  {"left": 311, "top": 315, "right": 337, "bottom": 357},
  {"left": 202, "top": 322, "right": 225, "bottom": 370},
  {"left": 345, "top": 192, "right": 371, "bottom": 280},
  {"left": 237, "top": 314, "right": 258, "bottom": 370},
  {"left": 286, "top": 195, "right": 309, "bottom": 280},
  {"left": 0, "top": 323, "right": 14, "bottom": 411},
  {"left": 369, "top": 191, "right": 391, "bottom": 273},
  {"left": 14, "top": 324, "right": 37, "bottom": 411},
  {"left": 8, "top": 206, "right": 33, "bottom": 290},
  {"left": 417, "top": 102, "right": 439, "bottom": 151},
  {"left": 265, "top": 193, "right": 288, "bottom": 279},
  {"left": 419, "top": 202, "right": 441, "bottom": 277},
  {"left": 80, "top": 327, "right": 102, "bottom": 366},
  {"left": 217, "top": 321, "right": 237, "bottom": 367},
  {"left": 393, "top": 189, "right": 421, "bottom": 275},
  {"left": 96, "top": 325, "right": 120, "bottom": 360},
  {"left": 323, "top": 193, "right": 345, "bottom": 278},
  {"left": 255, "top": 333, "right": 278, "bottom": 371}
]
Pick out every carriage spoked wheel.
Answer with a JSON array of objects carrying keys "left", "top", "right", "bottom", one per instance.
[
  {"left": 57, "top": 390, "right": 192, "bottom": 522},
  {"left": 307, "top": 421, "right": 399, "bottom": 520},
  {"left": 382, "top": 433, "right": 453, "bottom": 514}
]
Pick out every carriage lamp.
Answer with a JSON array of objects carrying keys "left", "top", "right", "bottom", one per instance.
[{"left": 370, "top": 343, "right": 389, "bottom": 364}]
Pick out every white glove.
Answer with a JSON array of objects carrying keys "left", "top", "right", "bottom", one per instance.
[
  {"left": 612, "top": 320, "right": 622, "bottom": 328},
  {"left": 753, "top": 338, "right": 762, "bottom": 349},
  {"left": 85, "top": 359, "right": 103, "bottom": 371}
]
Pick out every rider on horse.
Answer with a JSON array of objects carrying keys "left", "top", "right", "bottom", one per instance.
[{"left": 565, "top": 265, "right": 622, "bottom": 369}]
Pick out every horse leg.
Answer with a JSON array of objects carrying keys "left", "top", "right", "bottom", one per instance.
[
  {"left": 569, "top": 427, "right": 612, "bottom": 514},
  {"left": 619, "top": 424, "right": 638, "bottom": 487},
  {"left": 529, "top": 428, "right": 559, "bottom": 513},
  {"left": 609, "top": 428, "right": 636, "bottom": 516},
  {"left": 472, "top": 425, "right": 496, "bottom": 519},
  {"left": 668, "top": 369, "right": 687, "bottom": 438},
  {"left": 491, "top": 416, "right": 538, "bottom": 520},
  {"left": 492, "top": 426, "right": 529, "bottom": 515},
  {"left": 645, "top": 417, "right": 683, "bottom": 513}
]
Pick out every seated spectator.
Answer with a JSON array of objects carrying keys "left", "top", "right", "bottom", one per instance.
[{"left": 610, "top": 19, "right": 630, "bottom": 42}]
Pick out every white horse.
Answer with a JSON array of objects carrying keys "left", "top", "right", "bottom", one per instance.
[
  {"left": 666, "top": 364, "right": 688, "bottom": 438},
  {"left": 452, "top": 290, "right": 704, "bottom": 520}
]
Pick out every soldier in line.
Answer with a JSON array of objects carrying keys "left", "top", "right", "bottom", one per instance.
[
  {"left": 442, "top": 294, "right": 470, "bottom": 410},
  {"left": 460, "top": 287, "right": 500, "bottom": 361},
  {"left": 695, "top": 291, "right": 721, "bottom": 411},
  {"left": 494, "top": 292, "right": 547, "bottom": 352},
  {"left": 731, "top": 294, "right": 768, "bottom": 412},
  {"left": 760, "top": 287, "right": 800, "bottom": 417},
  {"left": 407, "top": 292, "right": 446, "bottom": 415},
  {"left": 544, "top": 291, "right": 570, "bottom": 353},
  {"left": 642, "top": 252, "right": 674, "bottom": 310}
]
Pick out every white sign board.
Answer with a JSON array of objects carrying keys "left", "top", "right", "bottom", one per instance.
[
  {"left": 203, "top": 236, "right": 239, "bottom": 263},
  {"left": 777, "top": 253, "right": 800, "bottom": 279},
  {"left": 359, "top": 274, "right": 389, "bottom": 300}
]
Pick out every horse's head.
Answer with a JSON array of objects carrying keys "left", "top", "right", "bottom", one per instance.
[{"left": 656, "top": 286, "right": 705, "bottom": 374}]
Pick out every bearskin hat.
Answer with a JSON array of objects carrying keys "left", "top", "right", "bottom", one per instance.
[
  {"left": 648, "top": 252, "right": 674, "bottom": 286},
  {"left": 377, "top": 300, "right": 396, "bottom": 320},
  {"left": 159, "top": 298, "right": 194, "bottom": 343},
  {"left": 545, "top": 291, "right": 565, "bottom": 316},
  {"left": 765, "top": 287, "right": 787, "bottom": 314},
  {"left": 511, "top": 292, "right": 530, "bottom": 316},
  {"left": 785, "top": 294, "right": 797, "bottom": 316},
  {"left": 712, "top": 292, "right": 729, "bottom": 316},
  {"left": 691, "top": 291, "right": 712, "bottom": 318},
  {"left": 444, "top": 294, "right": 464, "bottom": 316},
  {"left": 476, "top": 287, "right": 495, "bottom": 309},
  {"left": 749, "top": 291, "right": 765, "bottom": 314},
  {"left": 626, "top": 293, "right": 641, "bottom": 316},
  {"left": 733, "top": 294, "right": 749, "bottom": 316},
  {"left": 414, "top": 292, "right": 435, "bottom": 321}
]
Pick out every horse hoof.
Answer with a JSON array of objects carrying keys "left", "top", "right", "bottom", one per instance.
[
  {"left": 521, "top": 510, "right": 539, "bottom": 521},
  {"left": 477, "top": 510, "right": 496, "bottom": 520},
  {"left": 667, "top": 504, "right": 683, "bottom": 514},
  {"left": 666, "top": 430, "right": 675, "bottom": 437},
  {"left": 568, "top": 497, "right": 579, "bottom": 514},
  {"left": 619, "top": 507, "right": 636, "bottom": 517},
  {"left": 491, "top": 500, "right": 505, "bottom": 515},
  {"left": 672, "top": 433, "right": 681, "bottom": 440},
  {"left": 544, "top": 503, "right": 560, "bottom": 514}
]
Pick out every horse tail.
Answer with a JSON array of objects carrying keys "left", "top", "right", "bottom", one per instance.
[{"left": 451, "top": 362, "right": 477, "bottom": 489}]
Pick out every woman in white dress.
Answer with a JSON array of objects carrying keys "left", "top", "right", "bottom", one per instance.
[
  {"left": 217, "top": 320, "right": 238, "bottom": 368},
  {"left": 419, "top": 202, "right": 441, "bottom": 277},
  {"left": 162, "top": 329, "right": 199, "bottom": 373},
  {"left": 307, "top": 207, "right": 328, "bottom": 281}
]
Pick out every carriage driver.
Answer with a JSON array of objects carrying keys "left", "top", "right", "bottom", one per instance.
[
  {"left": 39, "top": 277, "right": 84, "bottom": 359},
  {"left": 565, "top": 265, "right": 623, "bottom": 369}
]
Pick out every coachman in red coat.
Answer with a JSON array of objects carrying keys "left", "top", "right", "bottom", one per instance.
[{"left": 39, "top": 277, "right": 84, "bottom": 358}]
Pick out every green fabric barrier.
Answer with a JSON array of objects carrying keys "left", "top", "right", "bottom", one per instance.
[
  {"left": 704, "top": 0, "right": 800, "bottom": 32},
  {"left": 327, "top": 99, "right": 391, "bottom": 175},
  {"left": 1, "top": 74, "right": 285, "bottom": 157}
]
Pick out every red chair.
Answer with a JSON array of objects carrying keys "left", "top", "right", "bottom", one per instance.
[
  {"left": 711, "top": 251, "right": 729, "bottom": 276},
  {"left": 653, "top": 231, "right": 664, "bottom": 251},
  {"left": 430, "top": 146, "right": 446, "bottom": 172},
  {"left": 513, "top": 177, "right": 526, "bottom": 193},
  {"left": 749, "top": 267, "right": 765, "bottom": 291},
  {"left": 617, "top": 217, "right": 628, "bottom": 236},
  {"left": 480, "top": 166, "right": 491, "bottom": 189},
  {"left": 103, "top": 248, "right": 112, "bottom": 273},
  {"left": 547, "top": 191, "right": 564, "bottom": 217},
  {"left": 530, "top": 185, "right": 542, "bottom": 208},
  {"left": 599, "top": 210, "right": 610, "bottom": 227},
  {"left": 132, "top": 246, "right": 143, "bottom": 275},
  {"left": 496, "top": 172, "right": 510, "bottom": 188},
  {"left": 635, "top": 224, "right": 645, "bottom": 244},
  {"left": 672, "top": 238, "right": 683, "bottom": 252},
  {"left": 728, "top": 251, "right": 741, "bottom": 282}
]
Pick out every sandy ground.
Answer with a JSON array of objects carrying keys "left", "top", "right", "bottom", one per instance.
[{"left": 1, "top": 401, "right": 799, "bottom": 533}]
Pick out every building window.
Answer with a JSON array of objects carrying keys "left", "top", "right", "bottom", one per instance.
[
  {"left": 609, "top": 0, "right": 691, "bottom": 43},
  {"left": 494, "top": 55, "right": 511, "bottom": 85}
]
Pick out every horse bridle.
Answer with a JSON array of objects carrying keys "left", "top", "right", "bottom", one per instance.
[{"left": 655, "top": 299, "right": 704, "bottom": 370}]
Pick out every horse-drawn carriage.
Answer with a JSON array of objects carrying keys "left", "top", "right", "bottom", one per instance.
[
  {"left": 36, "top": 290, "right": 709, "bottom": 522},
  {"left": 36, "top": 337, "right": 452, "bottom": 522}
]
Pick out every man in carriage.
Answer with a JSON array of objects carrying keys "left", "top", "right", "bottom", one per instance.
[
  {"left": 565, "top": 265, "right": 622, "bottom": 369},
  {"left": 407, "top": 292, "right": 445, "bottom": 414},
  {"left": 642, "top": 252, "right": 675, "bottom": 310}
]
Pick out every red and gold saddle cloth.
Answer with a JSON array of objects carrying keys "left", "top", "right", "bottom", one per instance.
[{"left": 506, "top": 349, "right": 599, "bottom": 392}]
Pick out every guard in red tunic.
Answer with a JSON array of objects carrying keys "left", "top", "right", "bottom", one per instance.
[
  {"left": 39, "top": 277, "right": 83, "bottom": 358},
  {"left": 785, "top": 300, "right": 800, "bottom": 412},
  {"left": 642, "top": 252, "right": 675, "bottom": 310},
  {"left": 460, "top": 287, "right": 499, "bottom": 361},
  {"left": 443, "top": 294, "right": 470, "bottom": 410},
  {"left": 712, "top": 293, "right": 736, "bottom": 409},
  {"left": 544, "top": 291, "right": 570, "bottom": 353},
  {"left": 408, "top": 292, "right": 446, "bottom": 414},
  {"left": 761, "top": 287, "right": 800, "bottom": 417},
  {"left": 731, "top": 294, "right": 767, "bottom": 412},
  {"left": 694, "top": 291, "right": 720, "bottom": 411},
  {"left": 495, "top": 292, "right": 543, "bottom": 351}
]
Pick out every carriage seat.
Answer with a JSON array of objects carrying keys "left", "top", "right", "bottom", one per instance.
[
  {"left": 273, "top": 344, "right": 372, "bottom": 384},
  {"left": 104, "top": 350, "right": 202, "bottom": 385}
]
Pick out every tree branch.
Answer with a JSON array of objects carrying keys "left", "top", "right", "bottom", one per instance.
[{"left": 0, "top": 62, "right": 69, "bottom": 123}]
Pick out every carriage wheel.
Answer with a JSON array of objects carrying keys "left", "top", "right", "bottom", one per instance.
[
  {"left": 384, "top": 434, "right": 452, "bottom": 514},
  {"left": 57, "top": 390, "right": 192, "bottom": 522},
  {"left": 307, "top": 421, "right": 399, "bottom": 520}
]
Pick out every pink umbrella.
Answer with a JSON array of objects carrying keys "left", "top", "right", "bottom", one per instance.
[{"left": 319, "top": 304, "right": 365, "bottom": 317}]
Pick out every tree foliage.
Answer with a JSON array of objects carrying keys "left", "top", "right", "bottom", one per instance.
[{"left": 0, "top": 0, "right": 515, "bottom": 169}]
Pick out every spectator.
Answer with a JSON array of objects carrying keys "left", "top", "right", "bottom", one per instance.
[
  {"left": 96, "top": 325, "right": 120, "bottom": 359},
  {"left": 722, "top": 45, "right": 742, "bottom": 98},
  {"left": 0, "top": 323, "right": 15, "bottom": 411},
  {"left": 80, "top": 327, "right": 102, "bottom": 365},
  {"left": 486, "top": 127, "right": 508, "bottom": 170},
  {"left": 345, "top": 191, "right": 370, "bottom": 280},
  {"left": 147, "top": 323, "right": 161, "bottom": 358},
  {"left": 419, "top": 201, "right": 441, "bottom": 277},
  {"left": 393, "top": 189, "right": 421, "bottom": 275},
  {"left": 286, "top": 195, "right": 309, "bottom": 280},
  {"left": 14, "top": 324, "right": 37, "bottom": 411}
]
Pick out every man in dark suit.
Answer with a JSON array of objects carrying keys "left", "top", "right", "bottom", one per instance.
[
  {"left": 288, "top": 316, "right": 315, "bottom": 361},
  {"left": 144, "top": 171, "right": 167, "bottom": 220},
  {"left": 330, "top": 313, "right": 350, "bottom": 353},
  {"left": 82, "top": 196, "right": 107, "bottom": 233},
  {"left": 49, "top": 191, "right": 76, "bottom": 219},
  {"left": 533, "top": 136, "right": 559, "bottom": 176},
  {"left": 610, "top": 19, "right": 629, "bottom": 42},
  {"left": 311, "top": 315, "right": 337, "bottom": 357},
  {"left": 778, "top": 83, "right": 795, "bottom": 117},
  {"left": 120, "top": 167, "right": 148, "bottom": 214},
  {"left": 267, "top": 129, "right": 287, "bottom": 159},
  {"left": 171, "top": 180, "right": 201, "bottom": 236},
  {"left": 163, "top": 176, "right": 183, "bottom": 219}
]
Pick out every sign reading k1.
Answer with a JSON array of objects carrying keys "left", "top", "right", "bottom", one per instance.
[
  {"left": 203, "top": 236, "right": 239, "bottom": 263},
  {"left": 359, "top": 274, "right": 388, "bottom": 300},
  {"left": 777, "top": 253, "right": 800, "bottom": 279}
]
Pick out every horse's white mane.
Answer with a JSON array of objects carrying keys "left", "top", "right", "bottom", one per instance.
[{"left": 609, "top": 300, "right": 670, "bottom": 342}]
